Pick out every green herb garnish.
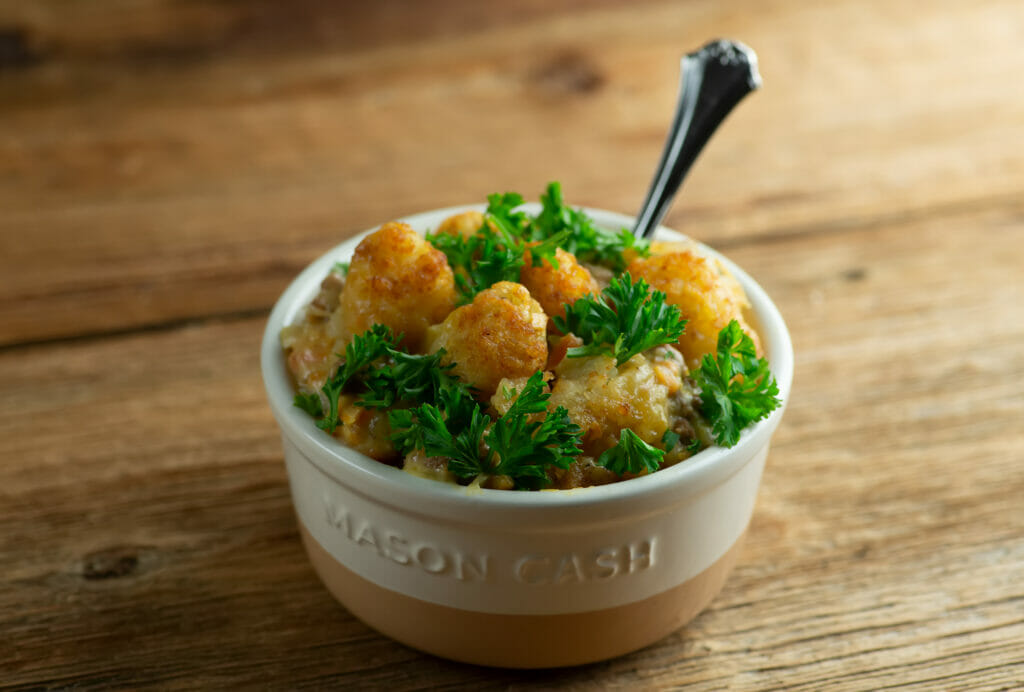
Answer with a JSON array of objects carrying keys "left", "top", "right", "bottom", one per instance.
[
  {"left": 597, "top": 428, "right": 664, "bottom": 475},
  {"left": 482, "top": 372, "right": 581, "bottom": 489},
  {"left": 694, "top": 320, "right": 781, "bottom": 447},
  {"left": 294, "top": 324, "right": 474, "bottom": 433},
  {"left": 293, "top": 391, "right": 324, "bottom": 417},
  {"left": 426, "top": 190, "right": 569, "bottom": 302},
  {"left": 485, "top": 191, "right": 530, "bottom": 238},
  {"left": 426, "top": 183, "right": 647, "bottom": 302},
  {"left": 390, "top": 371, "right": 582, "bottom": 490},
  {"left": 299, "top": 324, "right": 396, "bottom": 432},
  {"left": 359, "top": 350, "right": 458, "bottom": 410},
  {"left": 661, "top": 429, "right": 681, "bottom": 452},
  {"left": 552, "top": 273, "right": 688, "bottom": 366},
  {"left": 427, "top": 221, "right": 524, "bottom": 303},
  {"left": 534, "top": 182, "right": 649, "bottom": 271},
  {"left": 388, "top": 391, "right": 489, "bottom": 476}
]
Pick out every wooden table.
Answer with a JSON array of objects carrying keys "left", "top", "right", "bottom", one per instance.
[{"left": 3, "top": 1, "right": 1023, "bottom": 688}]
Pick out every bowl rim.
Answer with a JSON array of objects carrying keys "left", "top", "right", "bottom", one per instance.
[{"left": 261, "top": 204, "right": 793, "bottom": 519}]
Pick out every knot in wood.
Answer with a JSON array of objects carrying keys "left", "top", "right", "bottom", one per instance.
[{"left": 82, "top": 546, "right": 140, "bottom": 580}]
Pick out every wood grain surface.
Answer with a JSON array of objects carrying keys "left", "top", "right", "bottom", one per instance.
[{"left": 2, "top": 0, "right": 1023, "bottom": 689}]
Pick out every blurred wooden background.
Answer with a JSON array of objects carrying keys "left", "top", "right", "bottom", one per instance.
[{"left": 2, "top": 0, "right": 1022, "bottom": 688}]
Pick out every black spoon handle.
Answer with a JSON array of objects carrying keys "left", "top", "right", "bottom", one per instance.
[{"left": 632, "top": 39, "right": 761, "bottom": 239}]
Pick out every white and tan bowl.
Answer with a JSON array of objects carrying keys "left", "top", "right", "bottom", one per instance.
[{"left": 261, "top": 206, "right": 793, "bottom": 668}]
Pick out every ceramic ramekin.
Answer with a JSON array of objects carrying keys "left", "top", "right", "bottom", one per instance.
[{"left": 261, "top": 205, "right": 793, "bottom": 668}]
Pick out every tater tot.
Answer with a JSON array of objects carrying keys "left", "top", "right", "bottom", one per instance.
[
  {"left": 648, "top": 239, "right": 699, "bottom": 257},
  {"left": 340, "top": 221, "right": 456, "bottom": 352},
  {"left": 519, "top": 247, "right": 600, "bottom": 323},
  {"left": 627, "top": 250, "right": 760, "bottom": 369},
  {"left": 425, "top": 281, "right": 548, "bottom": 397},
  {"left": 436, "top": 210, "right": 486, "bottom": 238},
  {"left": 548, "top": 353, "right": 670, "bottom": 458},
  {"left": 621, "top": 238, "right": 699, "bottom": 266}
]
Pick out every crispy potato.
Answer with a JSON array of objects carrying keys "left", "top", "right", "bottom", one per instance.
[
  {"left": 621, "top": 238, "right": 699, "bottom": 266},
  {"left": 648, "top": 239, "right": 699, "bottom": 257},
  {"left": 436, "top": 210, "right": 486, "bottom": 238},
  {"left": 426, "top": 281, "right": 548, "bottom": 397},
  {"left": 519, "top": 247, "right": 599, "bottom": 323},
  {"left": 627, "top": 249, "right": 760, "bottom": 369},
  {"left": 548, "top": 353, "right": 670, "bottom": 458},
  {"left": 340, "top": 221, "right": 456, "bottom": 352}
]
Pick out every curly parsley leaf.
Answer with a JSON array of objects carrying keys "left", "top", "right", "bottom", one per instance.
[
  {"left": 389, "top": 392, "right": 489, "bottom": 474},
  {"left": 389, "top": 371, "right": 582, "bottom": 489},
  {"left": 661, "top": 429, "right": 680, "bottom": 453},
  {"left": 484, "top": 372, "right": 582, "bottom": 489},
  {"left": 426, "top": 226, "right": 478, "bottom": 273},
  {"left": 295, "top": 324, "right": 477, "bottom": 434},
  {"left": 293, "top": 391, "right": 323, "bottom": 417},
  {"left": 426, "top": 222, "right": 524, "bottom": 304},
  {"left": 388, "top": 378, "right": 482, "bottom": 460},
  {"left": 552, "top": 273, "right": 688, "bottom": 366},
  {"left": 306, "top": 324, "right": 396, "bottom": 432},
  {"left": 694, "top": 320, "right": 781, "bottom": 447},
  {"left": 485, "top": 191, "right": 530, "bottom": 236},
  {"left": 467, "top": 227, "right": 525, "bottom": 297},
  {"left": 526, "top": 230, "right": 569, "bottom": 270},
  {"left": 597, "top": 428, "right": 664, "bottom": 475},
  {"left": 358, "top": 349, "right": 458, "bottom": 410},
  {"left": 339, "top": 324, "right": 396, "bottom": 378},
  {"left": 431, "top": 189, "right": 564, "bottom": 299},
  {"left": 534, "top": 181, "right": 649, "bottom": 271},
  {"left": 427, "top": 182, "right": 651, "bottom": 301}
]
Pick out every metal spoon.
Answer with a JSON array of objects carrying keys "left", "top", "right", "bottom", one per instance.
[{"left": 632, "top": 39, "right": 762, "bottom": 239}]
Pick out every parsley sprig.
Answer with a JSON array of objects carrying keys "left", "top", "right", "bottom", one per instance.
[
  {"left": 428, "top": 224, "right": 523, "bottom": 303},
  {"left": 484, "top": 191, "right": 531, "bottom": 238},
  {"left": 296, "top": 325, "right": 583, "bottom": 489},
  {"left": 695, "top": 320, "right": 781, "bottom": 447},
  {"left": 533, "top": 182, "right": 649, "bottom": 271},
  {"left": 388, "top": 391, "right": 491, "bottom": 477},
  {"left": 294, "top": 324, "right": 396, "bottom": 432},
  {"left": 390, "top": 371, "right": 583, "bottom": 490},
  {"left": 426, "top": 194, "right": 559, "bottom": 303},
  {"left": 552, "top": 273, "right": 688, "bottom": 366},
  {"left": 597, "top": 428, "right": 665, "bottom": 476},
  {"left": 486, "top": 190, "right": 569, "bottom": 269},
  {"left": 293, "top": 325, "right": 472, "bottom": 433},
  {"left": 359, "top": 349, "right": 456, "bottom": 409},
  {"left": 426, "top": 182, "right": 647, "bottom": 302},
  {"left": 483, "top": 373, "right": 582, "bottom": 488}
]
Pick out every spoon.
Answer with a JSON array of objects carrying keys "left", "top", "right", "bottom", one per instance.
[{"left": 632, "top": 39, "right": 762, "bottom": 239}]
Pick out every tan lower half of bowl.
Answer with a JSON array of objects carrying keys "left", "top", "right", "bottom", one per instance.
[{"left": 299, "top": 522, "right": 744, "bottom": 668}]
